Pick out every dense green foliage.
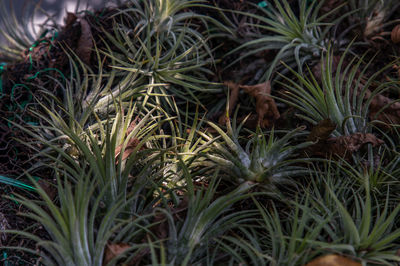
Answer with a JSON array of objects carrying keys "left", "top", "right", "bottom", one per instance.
[{"left": 1, "top": 0, "right": 400, "bottom": 265}]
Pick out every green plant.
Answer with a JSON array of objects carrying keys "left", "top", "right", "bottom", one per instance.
[
  {"left": 339, "top": 147, "right": 400, "bottom": 193},
  {"left": 278, "top": 45, "right": 395, "bottom": 136},
  {"left": 100, "top": 0, "right": 229, "bottom": 110},
  {"left": 202, "top": 115, "right": 313, "bottom": 188},
  {"left": 0, "top": 0, "right": 58, "bottom": 62},
  {"left": 225, "top": 0, "right": 347, "bottom": 81},
  {"left": 316, "top": 177, "right": 400, "bottom": 265},
  {"left": 32, "top": 50, "right": 108, "bottom": 135},
  {"left": 152, "top": 105, "right": 214, "bottom": 188},
  {"left": 219, "top": 196, "right": 328, "bottom": 266},
  {"left": 4, "top": 171, "right": 152, "bottom": 266},
  {"left": 346, "top": 0, "right": 400, "bottom": 39},
  {"left": 148, "top": 163, "right": 255, "bottom": 265},
  {"left": 4, "top": 92, "right": 173, "bottom": 265},
  {"left": 303, "top": 160, "right": 359, "bottom": 210},
  {"left": 13, "top": 92, "right": 165, "bottom": 210},
  {"left": 4, "top": 0, "right": 400, "bottom": 265}
]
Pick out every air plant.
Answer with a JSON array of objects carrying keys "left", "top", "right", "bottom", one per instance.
[
  {"left": 0, "top": 0, "right": 58, "bottom": 62},
  {"left": 219, "top": 195, "right": 329, "bottom": 266},
  {"left": 345, "top": 0, "right": 400, "bottom": 39},
  {"left": 100, "top": 0, "right": 230, "bottom": 110},
  {"left": 225, "top": 0, "right": 347, "bottom": 81},
  {"left": 278, "top": 45, "right": 395, "bottom": 136},
  {"left": 12, "top": 89, "right": 165, "bottom": 210},
  {"left": 299, "top": 160, "right": 400, "bottom": 265},
  {"left": 202, "top": 113, "right": 313, "bottom": 189},
  {"left": 316, "top": 176, "right": 400, "bottom": 265},
  {"left": 3, "top": 0, "right": 400, "bottom": 265},
  {"left": 339, "top": 147, "right": 400, "bottom": 194},
  {"left": 153, "top": 105, "right": 213, "bottom": 188},
  {"left": 18, "top": 49, "right": 166, "bottom": 203},
  {"left": 147, "top": 163, "right": 255, "bottom": 265},
  {"left": 4, "top": 170, "right": 153, "bottom": 266}
]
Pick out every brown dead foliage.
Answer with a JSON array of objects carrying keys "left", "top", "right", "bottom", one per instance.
[
  {"left": 114, "top": 118, "right": 141, "bottom": 162},
  {"left": 239, "top": 81, "right": 281, "bottom": 127},
  {"left": 65, "top": 12, "right": 78, "bottom": 27},
  {"left": 312, "top": 55, "right": 341, "bottom": 83},
  {"left": 355, "top": 81, "right": 400, "bottom": 126},
  {"left": 76, "top": 18, "right": 93, "bottom": 65},
  {"left": 322, "top": 0, "right": 344, "bottom": 10},
  {"left": 306, "top": 120, "right": 384, "bottom": 159},
  {"left": 114, "top": 137, "right": 140, "bottom": 162},
  {"left": 103, "top": 242, "right": 132, "bottom": 266},
  {"left": 307, "top": 118, "right": 336, "bottom": 142},
  {"left": 219, "top": 81, "right": 280, "bottom": 128},
  {"left": 37, "top": 179, "right": 57, "bottom": 201},
  {"left": 391, "top": 24, "right": 400, "bottom": 43},
  {"left": 364, "top": 10, "right": 386, "bottom": 38},
  {"left": 326, "top": 133, "right": 384, "bottom": 158},
  {"left": 306, "top": 254, "right": 361, "bottom": 266},
  {"left": 23, "top": 42, "right": 49, "bottom": 66},
  {"left": 369, "top": 93, "right": 400, "bottom": 125}
]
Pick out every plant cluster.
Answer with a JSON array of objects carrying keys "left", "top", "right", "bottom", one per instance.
[{"left": 1, "top": 0, "right": 400, "bottom": 265}]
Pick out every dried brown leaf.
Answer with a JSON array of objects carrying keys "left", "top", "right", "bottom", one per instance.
[
  {"left": 103, "top": 242, "right": 131, "bottom": 266},
  {"left": 218, "top": 81, "right": 279, "bottom": 128},
  {"left": 37, "top": 179, "right": 57, "bottom": 201},
  {"left": 24, "top": 42, "right": 49, "bottom": 63},
  {"left": 126, "top": 117, "right": 139, "bottom": 134},
  {"left": 76, "top": 18, "right": 93, "bottom": 65},
  {"left": 65, "top": 12, "right": 77, "bottom": 27},
  {"left": 239, "top": 81, "right": 280, "bottom": 128},
  {"left": 327, "top": 133, "right": 384, "bottom": 158},
  {"left": 364, "top": 10, "right": 385, "bottom": 37},
  {"left": 307, "top": 132, "right": 384, "bottom": 159},
  {"left": 115, "top": 138, "right": 140, "bottom": 161},
  {"left": 369, "top": 93, "right": 400, "bottom": 124},
  {"left": 114, "top": 118, "right": 141, "bottom": 162},
  {"left": 347, "top": 69, "right": 400, "bottom": 126},
  {"left": 391, "top": 24, "right": 400, "bottom": 43},
  {"left": 306, "top": 254, "right": 361, "bottom": 266},
  {"left": 236, "top": 114, "right": 259, "bottom": 128},
  {"left": 307, "top": 119, "right": 336, "bottom": 142},
  {"left": 152, "top": 211, "right": 169, "bottom": 240}
]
